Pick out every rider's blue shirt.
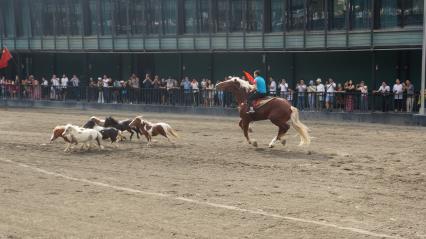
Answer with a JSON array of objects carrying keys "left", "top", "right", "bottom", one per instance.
[{"left": 255, "top": 76, "right": 267, "bottom": 94}]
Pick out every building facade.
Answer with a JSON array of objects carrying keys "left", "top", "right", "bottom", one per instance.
[{"left": 0, "top": 0, "right": 424, "bottom": 89}]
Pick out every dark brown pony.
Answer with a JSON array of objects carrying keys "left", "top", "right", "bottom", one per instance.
[{"left": 216, "top": 77, "right": 310, "bottom": 148}]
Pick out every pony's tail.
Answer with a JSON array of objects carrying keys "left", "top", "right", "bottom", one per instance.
[
  {"left": 165, "top": 125, "right": 179, "bottom": 138},
  {"left": 290, "top": 106, "right": 311, "bottom": 146}
]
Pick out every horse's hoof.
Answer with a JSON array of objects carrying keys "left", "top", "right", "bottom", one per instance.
[
  {"left": 281, "top": 140, "right": 287, "bottom": 146},
  {"left": 268, "top": 144, "right": 274, "bottom": 148},
  {"left": 252, "top": 141, "right": 258, "bottom": 147}
]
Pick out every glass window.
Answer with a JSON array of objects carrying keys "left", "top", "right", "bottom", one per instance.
[
  {"left": 114, "top": 0, "right": 128, "bottom": 35},
  {"left": 146, "top": 0, "right": 161, "bottom": 34},
  {"left": 130, "top": 0, "right": 146, "bottom": 35},
  {"left": 69, "top": 0, "right": 83, "bottom": 35},
  {"left": 100, "top": 0, "right": 113, "bottom": 35},
  {"left": 246, "top": 0, "right": 263, "bottom": 32},
  {"left": 162, "top": 0, "right": 177, "bottom": 34},
  {"left": 403, "top": 0, "right": 423, "bottom": 26},
  {"left": 43, "top": 0, "right": 55, "bottom": 35},
  {"left": 287, "top": 0, "right": 305, "bottom": 31},
  {"left": 215, "top": 0, "right": 228, "bottom": 32},
  {"left": 271, "top": 0, "right": 284, "bottom": 32},
  {"left": 378, "top": 0, "right": 402, "bottom": 28},
  {"left": 1, "top": 0, "right": 14, "bottom": 37},
  {"left": 15, "top": 0, "right": 31, "bottom": 37},
  {"left": 184, "top": 0, "right": 195, "bottom": 33},
  {"left": 83, "top": 0, "right": 99, "bottom": 36},
  {"left": 329, "top": 0, "right": 347, "bottom": 30},
  {"left": 197, "top": 0, "right": 210, "bottom": 33},
  {"left": 230, "top": 0, "right": 243, "bottom": 32},
  {"left": 55, "top": 0, "right": 68, "bottom": 36},
  {"left": 307, "top": 0, "right": 325, "bottom": 30},
  {"left": 30, "top": 0, "right": 43, "bottom": 36},
  {"left": 349, "top": 0, "right": 371, "bottom": 30}
]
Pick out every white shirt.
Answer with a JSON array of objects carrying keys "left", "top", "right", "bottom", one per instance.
[
  {"left": 316, "top": 83, "right": 325, "bottom": 92},
  {"left": 61, "top": 77, "right": 68, "bottom": 87},
  {"left": 102, "top": 78, "right": 109, "bottom": 87},
  {"left": 166, "top": 78, "right": 174, "bottom": 90},
  {"left": 326, "top": 82, "right": 336, "bottom": 93},
  {"left": 191, "top": 82, "right": 199, "bottom": 91},
  {"left": 52, "top": 78, "right": 60, "bottom": 87},
  {"left": 393, "top": 84, "right": 403, "bottom": 99},
  {"left": 71, "top": 77, "right": 79, "bottom": 87},
  {"left": 270, "top": 81, "right": 277, "bottom": 93},
  {"left": 280, "top": 82, "right": 288, "bottom": 92},
  {"left": 378, "top": 85, "right": 390, "bottom": 93}
]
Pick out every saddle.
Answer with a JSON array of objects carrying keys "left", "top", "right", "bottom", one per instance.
[{"left": 252, "top": 97, "right": 275, "bottom": 109}]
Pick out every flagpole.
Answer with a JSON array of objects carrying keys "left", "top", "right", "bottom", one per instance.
[{"left": 420, "top": 4, "right": 426, "bottom": 115}]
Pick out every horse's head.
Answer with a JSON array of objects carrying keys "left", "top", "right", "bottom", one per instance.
[
  {"left": 129, "top": 117, "right": 142, "bottom": 129},
  {"left": 215, "top": 77, "right": 253, "bottom": 94},
  {"left": 83, "top": 119, "right": 95, "bottom": 129},
  {"left": 62, "top": 124, "right": 74, "bottom": 137},
  {"left": 50, "top": 126, "right": 65, "bottom": 142},
  {"left": 90, "top": 116, "right": 104, "bottom": 125},
  {"left": 105, "top": 117, "right": 118, "bottom": 127}
]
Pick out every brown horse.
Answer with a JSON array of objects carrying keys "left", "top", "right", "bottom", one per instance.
[{"left": 216, "top": 77, "right": 310, "bottom": 148}]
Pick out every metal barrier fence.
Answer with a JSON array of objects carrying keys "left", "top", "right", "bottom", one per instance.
[{"left": 0, "top": 84, "right": 424, "bottom": 113}]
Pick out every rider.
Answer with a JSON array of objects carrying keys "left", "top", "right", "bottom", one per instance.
[{"left": 247, "top": 70, "right": 267, "bottom": 114}]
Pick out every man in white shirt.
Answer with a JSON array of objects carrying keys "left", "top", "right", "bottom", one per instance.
[
  {"left": 392, "top": 79, "right": 404, "bottom": 112},
  {"left": 60, "top": 74, "right": 69, "bottom": 100},
  {"left": 316, "top": 78, "right": 325, "bottom": 110},
  {"left": 51, "top": 75, "right": 60, "bottom": 100},
  {"left": 61, "top": 74, "right": 68, "bottom": 88},
  {"left": 269, "top": 77, "right": 277, "bottom": 96},
  {"left": 296, "top": 80, "right": 307, "bottom": 110},
  {"left": 279, "top": 79, "right": 288, "bottom": 99},
  {"left": 325, "top": 78, "right": 336, "bottom": 111},
  {"left": 376, "top": 81, "right": 391, "bottom": 112},
  {"left": 70, "top": 75, "right": 79, "bottom": 100}
]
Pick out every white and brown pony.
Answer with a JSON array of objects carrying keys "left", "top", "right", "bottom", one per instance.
[
  {"left": 50, "top": 125, "right": 79, "bottom": 151},
  {"left": 62, "top": 124, "right": 104, "bottom": 152},
  {"left": 129, "top": 117, "right": 178, "bottom": 145}
]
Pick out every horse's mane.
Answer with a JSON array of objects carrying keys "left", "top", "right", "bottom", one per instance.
[
  {"left": 106, "top": 116, "right": 119, "bottom": 124},
  {"left": 229, "top": 77, "right": 254, "bottom": 93}
]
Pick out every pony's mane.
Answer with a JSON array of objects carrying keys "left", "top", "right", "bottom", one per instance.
[
  {"left": 229, "top": 77, "right": 254, "bottom": 92},
  {"left": 106, "top": 116, "right": 119, "bottom": 124}
]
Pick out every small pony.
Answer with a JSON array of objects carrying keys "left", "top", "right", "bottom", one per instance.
[
  {"left": 62, "top": 124, "right": 104, "bottom": 152},
  {"left": 83, "top": 119, "right": 124, "bottom": 146},
  {"left": 104, "top": 116, "right": 140, "bottom": 140},
  {"left": 129, "top": 117, "right": 178, "bottom": 146}
]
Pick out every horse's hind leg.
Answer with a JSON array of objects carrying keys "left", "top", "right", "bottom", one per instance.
[
  {"left": 96, "top": 137, "right": 104, "bottom": 150},
  {"left": 269, "top": 121, "right": 290, "bottom": 148}
]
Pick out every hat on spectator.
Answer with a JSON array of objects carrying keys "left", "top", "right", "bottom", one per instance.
[{"left": 316, "top": 78, "right": 322, "bottom": 83}]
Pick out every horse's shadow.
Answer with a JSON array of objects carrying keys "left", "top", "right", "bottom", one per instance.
[{"left": 251, "top": 147, "right": 330, "bottom": 161}]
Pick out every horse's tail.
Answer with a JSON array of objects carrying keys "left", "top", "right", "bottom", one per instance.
[
  {"left": 165, "top": 124, "right": 179, "bottom": 138},
  {"left": 290, "top": 106, "right": 311, "bottom": 146}
]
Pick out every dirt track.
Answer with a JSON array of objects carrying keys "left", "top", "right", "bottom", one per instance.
[{"left": 0, "top": 108, "right": 425, "bottom": 239}]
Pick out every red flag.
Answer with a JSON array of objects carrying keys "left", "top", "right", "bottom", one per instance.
[
  {"left": 243, "top": 70, "right": 255, "bottom": 84},
  {"left": 0, "top": 47, "right": 13, "bottom": 69}
]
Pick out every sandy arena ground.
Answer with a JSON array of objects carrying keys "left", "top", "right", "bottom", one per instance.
[{"left": 0, "top": 107, "right": 425, "bottom": 239}]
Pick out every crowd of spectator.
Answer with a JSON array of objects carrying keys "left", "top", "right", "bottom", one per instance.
[{"left": 0, "top": 73, "right": 425, "bottom": 113}]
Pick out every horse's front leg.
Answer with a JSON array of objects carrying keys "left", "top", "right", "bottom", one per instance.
[
  {"left": 127, "top": 128, "right": 134, "bottom": 141},
  {"left": 242, "top": 120, "right": 257, "bottom": 147}
]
